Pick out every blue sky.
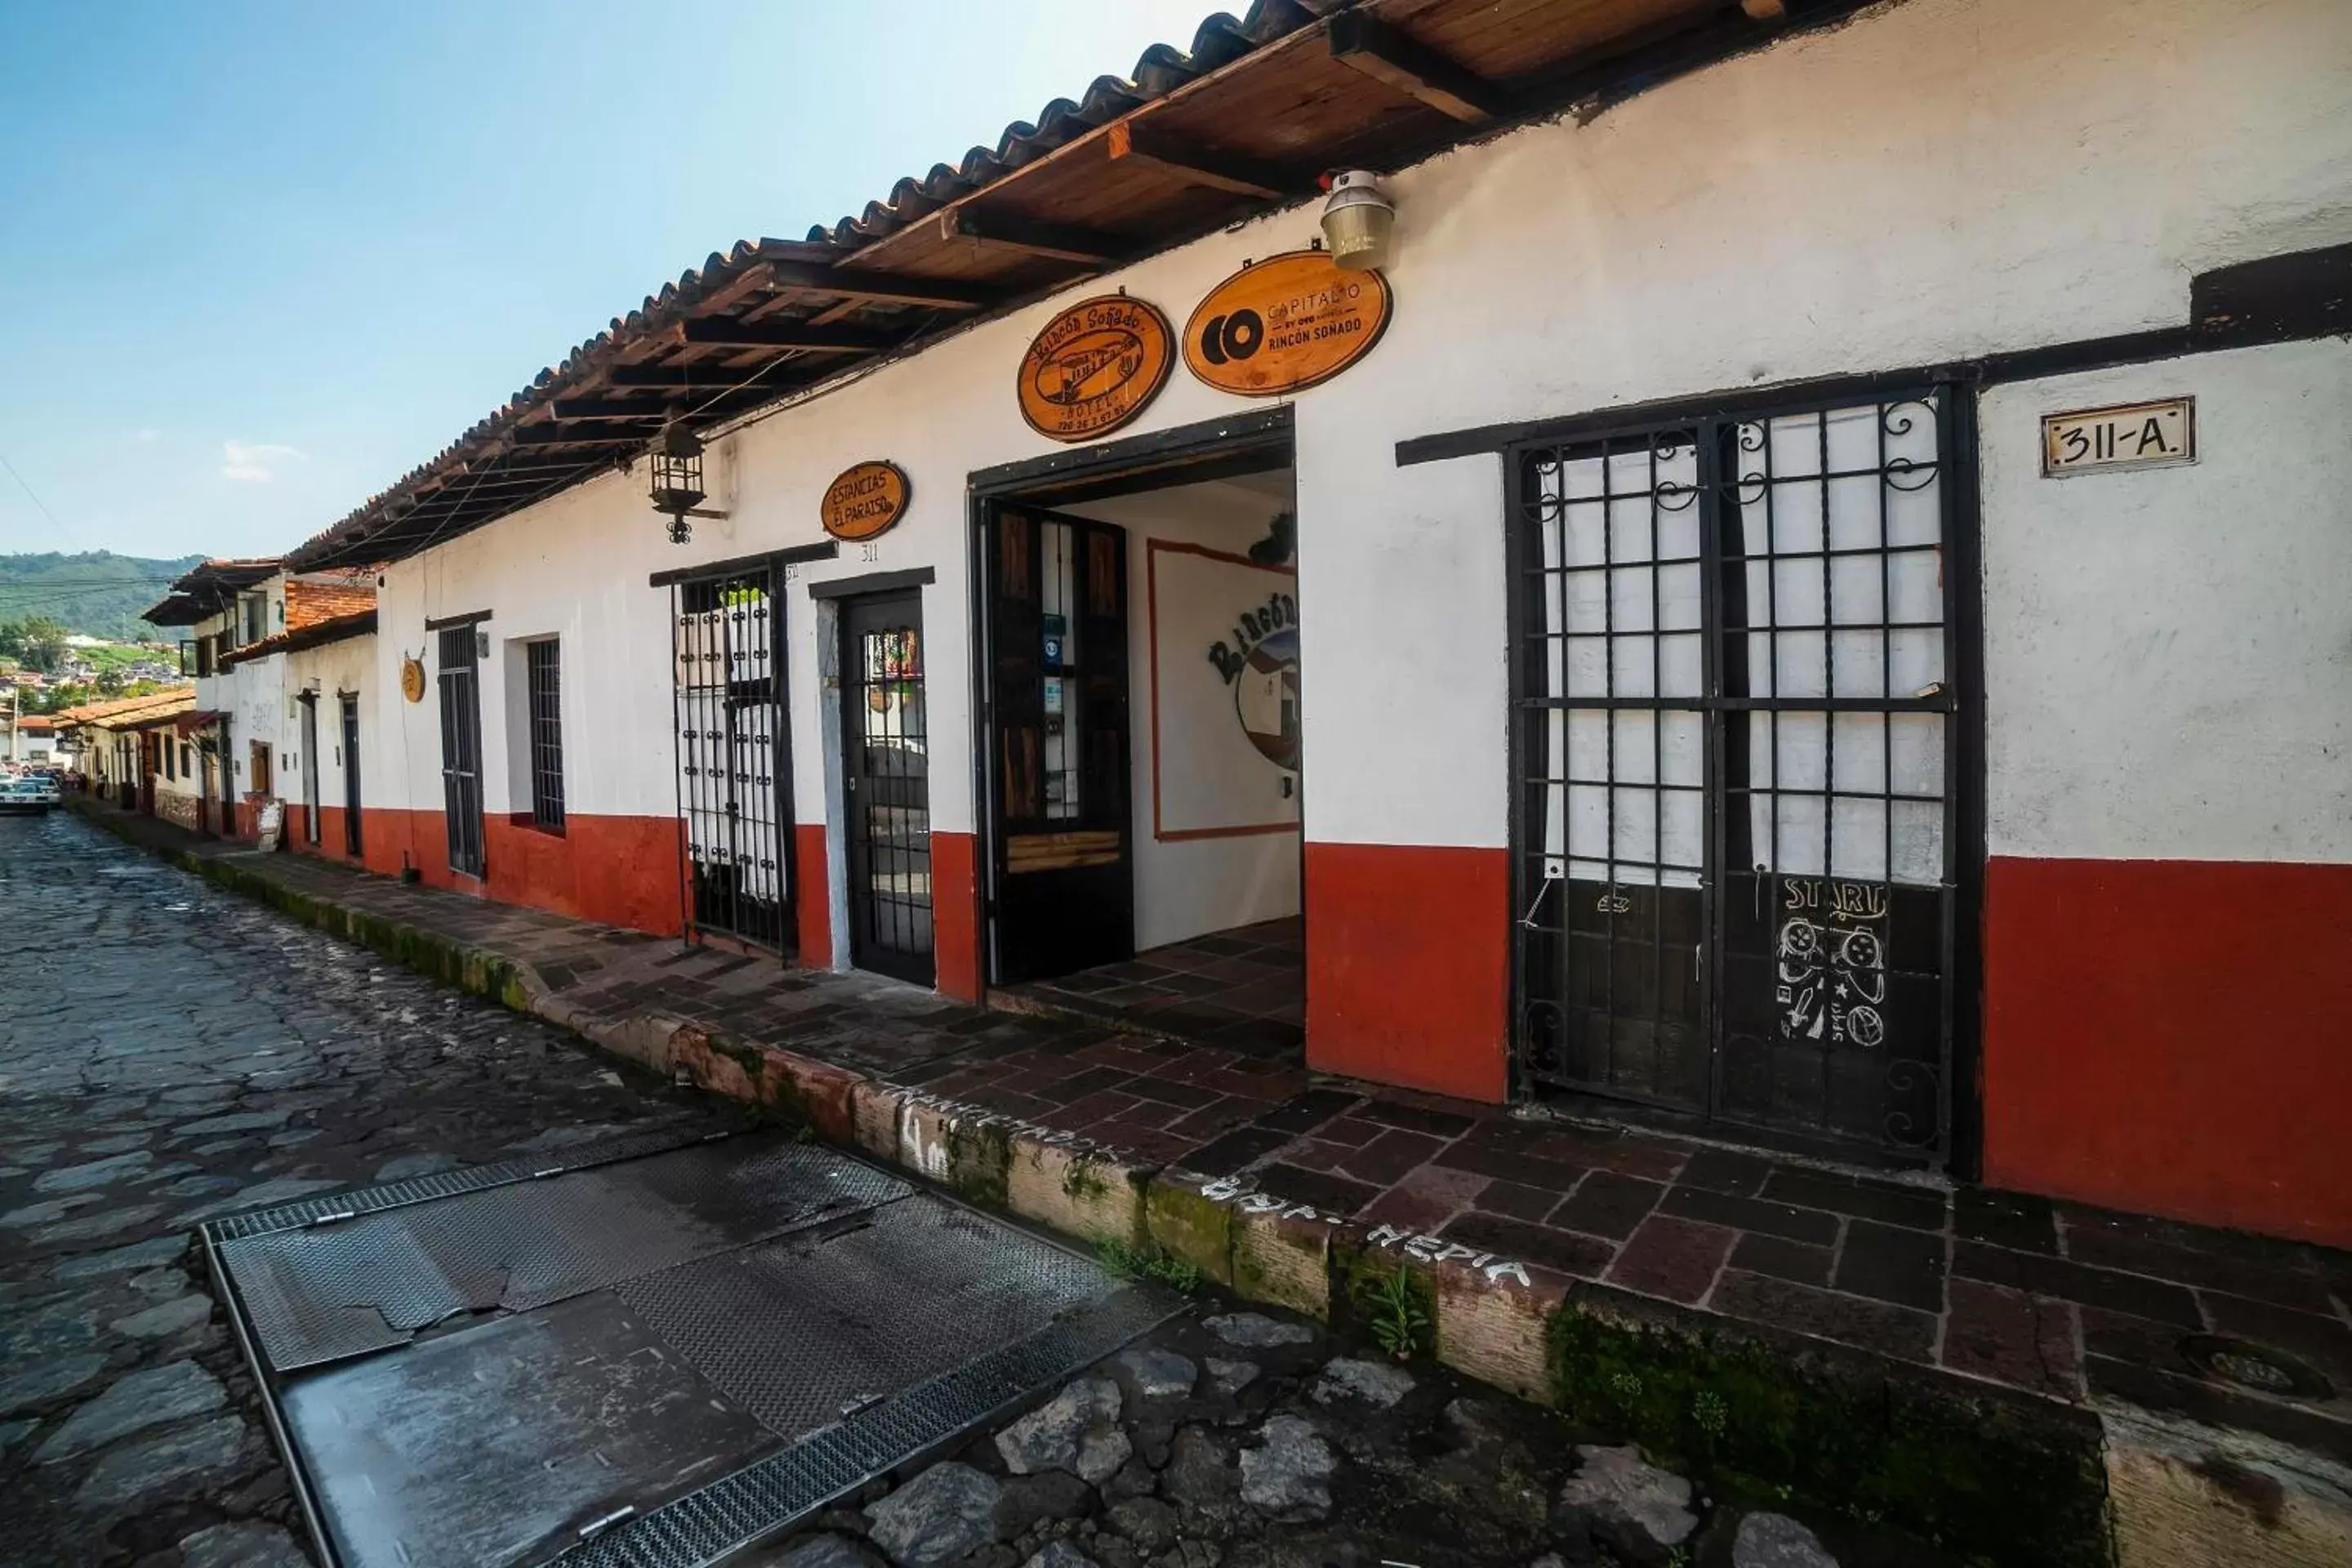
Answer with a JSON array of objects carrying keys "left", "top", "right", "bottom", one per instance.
[{"left": 0, "top": 1, "right": 1216, "bottom": 562}]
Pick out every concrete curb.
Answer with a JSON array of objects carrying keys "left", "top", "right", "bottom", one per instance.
[{"left": 74, "top": 799, "right": 2141, "bottom": 1567}]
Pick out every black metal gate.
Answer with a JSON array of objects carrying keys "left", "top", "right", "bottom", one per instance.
[
  {"left": 669, "top": 565, "right": 793, "bottom": 951},
  {"left": 841, "top": 593, "right": 933, "bottom": 985},
  {"left": 436, "top": 629, "right": 484, "bottom": 876},
  {"left": 1510, "top": 390, "right": 1966, "bottom": 1164}
]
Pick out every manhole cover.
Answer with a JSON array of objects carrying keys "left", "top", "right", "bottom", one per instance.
[{"left": 2180, "top": 1334, "right": 2334, "bottom": 1401}]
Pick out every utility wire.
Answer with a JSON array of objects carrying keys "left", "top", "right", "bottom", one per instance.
[{"left": 0, "top": 452, "right": 81, "bottom": 549}]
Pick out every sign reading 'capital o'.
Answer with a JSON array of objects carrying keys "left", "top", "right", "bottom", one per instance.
[
  {"left": 1183, "top": 250, "right": 1392, "bottom": 398},
  {"left": 1017, "top": 294, "right": 1175, "bottom": 443},
  {"left": 820, "top": 460, "right": 911, "bottom": 541}
]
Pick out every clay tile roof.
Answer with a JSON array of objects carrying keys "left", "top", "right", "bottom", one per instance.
[
  {"left": 283, "top": 0, "right": 1843, "bottom": 574},
  {"left": 285, "top": 578, "right": 377, "bottom": 629}
]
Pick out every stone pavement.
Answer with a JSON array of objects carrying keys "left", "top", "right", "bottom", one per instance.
[
  {"left": 0, "top": 808, "right": 743, "bottom": 1566},
  {"left": 56, "top": 799, "right": 2352, "bottom": 1564},
  {"left": 744, "top": 1304, "right": 1920, "bottom": 1568}
]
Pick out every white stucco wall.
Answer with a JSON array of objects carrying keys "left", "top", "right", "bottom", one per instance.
[
  {"left": 285, "top": 634, "right": 377, "bottom": 833},
  {"left": 360, "top": 0, "right": 2352, "bottom": 906},
  {"left": 1982, "top": 337, "right": 2352, "bottom": 862}
]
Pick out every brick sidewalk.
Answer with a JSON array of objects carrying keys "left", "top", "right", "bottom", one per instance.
[{"left": 73, "top": 800, "right": 2352, "bottom": 1508}]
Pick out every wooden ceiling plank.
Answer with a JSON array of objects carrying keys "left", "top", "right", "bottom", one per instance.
[
  {"left": 679, "top": 318, "right": 895, "bottom": 352},
  {"left": 511, "top": 422, "right": 662, "bottom": 447},
  {"left": 604, "top": 361, "right": 802, "bottom": 390},
  {"left": 1327, "top": 11, "right": 1508, "bottom": 122},
  {"left": 938, "top": 209, "right": 1129, "bottom": 265},
  {"left": 550, "top": 396, "right": 675, "bottom": 420},
  {"left": 1106, "top": 121, "right": 1301, "bottom": 199},
  {"left": 759, "top": 261, "right": 1001, "bottom": 310}
]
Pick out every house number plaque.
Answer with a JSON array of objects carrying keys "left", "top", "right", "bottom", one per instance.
[{"left": 2041, "top": 397, "right": 2194, "bottom": 477}]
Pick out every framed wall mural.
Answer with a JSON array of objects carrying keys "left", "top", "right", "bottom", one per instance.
[
  {"left": 1146, "top": 539, "right": 1300, "bottom": 841},
  {"left": 1016, "top": 295, "right": 1174, "bottom": 442}
]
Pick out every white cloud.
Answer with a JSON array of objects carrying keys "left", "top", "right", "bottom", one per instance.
[{"left": 220, "top": 440, "right": 305, "bottom": 483}]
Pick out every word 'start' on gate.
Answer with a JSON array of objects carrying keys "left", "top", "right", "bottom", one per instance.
[{"left": 1512, "top": 393, "right": 1962, "bottom": 1162}]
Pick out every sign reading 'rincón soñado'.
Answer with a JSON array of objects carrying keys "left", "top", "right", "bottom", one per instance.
[{"left": 1017, "top": 294, "right": 1174, "bottom": 443}]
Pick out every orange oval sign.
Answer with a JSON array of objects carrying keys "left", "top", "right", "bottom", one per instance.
[
  {"left": 1017, "top": 294, "right": 1174, "bottom": 443},
  {"left": 1183, "top": 251, "right": 1391, "bottom": 398},
  {"left": 399, "top": 657, "right": 425, "bottom": 704},
  {"left": 821, "top": 460, "right": 911, "bottom": 541}
]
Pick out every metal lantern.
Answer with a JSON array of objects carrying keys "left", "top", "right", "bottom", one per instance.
[
  {"left": 648, "top": 416, "right": 706, "bottom": 544},
  {"left": 1319, "top": 170, "right": 1395, "bottom": 272}
]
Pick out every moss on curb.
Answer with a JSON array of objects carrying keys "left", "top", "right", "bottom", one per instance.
[
  {"left": 943, "top": 1117, "right": 1013, "bottom": 1210},
  {"left": 1548, "top": 1300, "right": 2111, "bottom": 1568},
  {"left": 1146, "top": 1178, "right": 1236, "bottom": 1288}
]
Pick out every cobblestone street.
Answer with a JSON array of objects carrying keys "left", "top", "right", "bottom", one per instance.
[{"left": 0, "top": 811, "right": 739, "bottom": 1566}]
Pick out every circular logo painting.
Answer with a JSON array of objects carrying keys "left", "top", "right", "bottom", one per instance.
[{"left": 1232, "top": 627, "right": 1300, "bottom": 771}]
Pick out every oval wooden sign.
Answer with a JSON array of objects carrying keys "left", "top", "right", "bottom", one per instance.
[
  {"left": 1183, "top": 251, "right": 1391, "bottom": 398},
  {"left": 821, "top": 460, "right": 911, "bottom": 541},
  {"left": 1017, "top": 294, "right": 1175, "bottom": 443},
  {"left": 399, "top": 656, "right": 425, "bottom": 703}
]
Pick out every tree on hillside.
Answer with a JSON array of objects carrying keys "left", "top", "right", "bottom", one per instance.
[{"left": 0, "top": 615, "right": 71, "bottom": 672}]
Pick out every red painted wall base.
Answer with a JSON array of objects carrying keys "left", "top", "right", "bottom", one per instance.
[
  {"left": 795, "top": 824, "right": 831, "bottom": 968},
  {"left": 1984, "top": 856, "right": 2352, "bottom": 1250},
  {"left": 1303, "top": 840, "right": 1509, "bottom": 1103},
  {"left": 933, "top": 830, "right": 982, "bottom": 1002},
  {"left": 341, "top": 808, "right": 687, "bottom": 938}
]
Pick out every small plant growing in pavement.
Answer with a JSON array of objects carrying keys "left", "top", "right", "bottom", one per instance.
[
  {"left": 1691, "top": 1388, "right": 1728, "bottom": 1441},
  {"left": 1367, "top": 1263, "right": 1430, "bottom": 1361},
  {"left": 1095, "top": 1238, "right": 1201, "bottom": 1294}
]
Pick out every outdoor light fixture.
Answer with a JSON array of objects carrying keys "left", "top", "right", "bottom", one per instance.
[
  {"left": 646, "top": 414, "right": 707, "bottom": 545},
  {"left": 1319, "top": 170, "right": 1394, "bottom": 272}
]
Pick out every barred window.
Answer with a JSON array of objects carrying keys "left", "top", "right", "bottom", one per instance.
[{"left": 526, "top": 639, "right": 564, "bottom": 829}]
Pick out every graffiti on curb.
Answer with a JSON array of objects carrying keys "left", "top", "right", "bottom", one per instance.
[{"left": 1198, "top": 1177, "right": 1533, "bottom": 1290}]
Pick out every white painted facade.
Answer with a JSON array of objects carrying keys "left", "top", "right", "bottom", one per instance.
[
  {"left": 285, "top": 631, "right": 377, "bottom": 844},
  {"left": 1980, "top": 336, "right": 2352, "bottom": 865},
  {"left": 336, "top": 0, "right": 2346, "bottom": 974}
]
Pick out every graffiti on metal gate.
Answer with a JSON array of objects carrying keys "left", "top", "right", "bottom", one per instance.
[{"left": 1775, "top": 876, "right": 1888, "bottom": 1049}]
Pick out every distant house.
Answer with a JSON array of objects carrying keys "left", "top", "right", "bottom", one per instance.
[
  {"left": 12, "top": 714, "right": 58, "bottom": 765},
  {"left": 141, "top": 561, "right": 376, "bottom": 843},
  {"left": 59, "top": 688, "right": 198, "bottom": 812}
]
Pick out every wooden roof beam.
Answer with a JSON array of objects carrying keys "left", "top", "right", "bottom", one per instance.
[
  {"left": 758, "top": 261, "right": 1001, "bottom": 310},
  {"left": 939, "top": 209, "right": 1127, "bottom": 265},
  {"left": 550, "top": 396, "right": 675, "bottom": 420},
  {"left": 604, "top": 362, "right": 803, "bottom": 390},
  {"left": 1327, "top": 11, "right": 1508, "bottom": 122},
  {"left": 679, "top": 318, "right": 895, "bottom": 352},
  {"left": 511, "top": 422, "right": 662, "bottom": 446},
  {"left": 1107, "top": 122, "right": 1300, "bottom": 200}
]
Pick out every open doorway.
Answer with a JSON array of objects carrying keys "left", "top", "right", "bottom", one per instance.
[{"left": 978, "top": 425, "right": 1303, "bottom": 1060}]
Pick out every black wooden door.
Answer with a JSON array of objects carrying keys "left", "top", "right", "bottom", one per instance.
[
  {"left": 984, "top": 502, "right": 1133, "bottom": 984},
  {"left": 842, "top": 593, "right": 933, "bottom": 985},
  {"left": 437, "top": 626, "right": 485, "bottom": 877},
  {"left": 339, "top": 694, "right": 363, "bottom": 858},
  {"left": 1511, "top": 391, "right": 1963, "bottom": 1165}
]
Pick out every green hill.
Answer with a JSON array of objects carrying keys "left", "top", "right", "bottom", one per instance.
[{"left": 0, "top": 551, "right": 207, "bottom": 641}]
